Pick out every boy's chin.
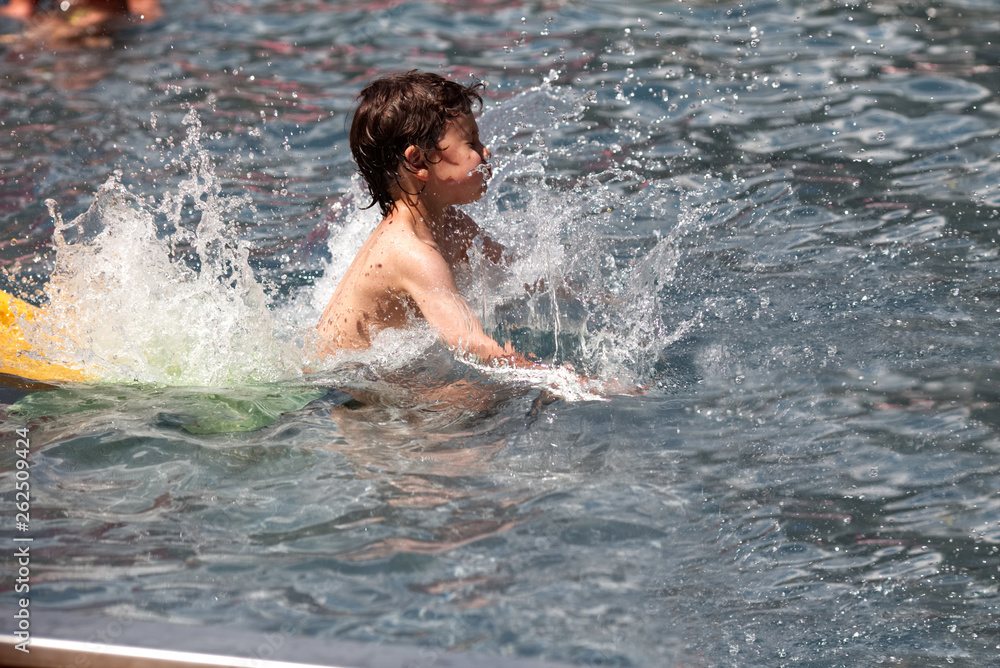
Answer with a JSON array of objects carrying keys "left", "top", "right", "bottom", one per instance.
[{"left": 458, "top": 188, "right": 488, "bottom": 205}]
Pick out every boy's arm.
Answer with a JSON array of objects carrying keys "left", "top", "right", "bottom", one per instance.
[
  {"left": 480, "top": 233, "right": 506, "bottom": 265},
  {"left": 475, "top": 225, "right": 507, "bottom": 265},
  {"left": 449, "top": 209, "right": 507, "bottom": 265},
  {"left": 397, "top": 243, "right": 533, "bottom": 366}
]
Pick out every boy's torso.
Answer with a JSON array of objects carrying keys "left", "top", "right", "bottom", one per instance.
[{"left": 317, "top": 208, "right": 478, "bottom": 349}]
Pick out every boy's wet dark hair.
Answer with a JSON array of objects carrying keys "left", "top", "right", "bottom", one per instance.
[{"left": 350, "top": 71, "right": 485, "bottom": 217}]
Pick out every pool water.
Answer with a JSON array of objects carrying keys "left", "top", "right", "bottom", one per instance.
[{"left": 2, "top": 0, "right": 999, "bottom": 665}]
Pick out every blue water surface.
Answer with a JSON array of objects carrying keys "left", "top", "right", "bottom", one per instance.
[{"left": 2, "top": 1, "right": 999, "bottom": 666}]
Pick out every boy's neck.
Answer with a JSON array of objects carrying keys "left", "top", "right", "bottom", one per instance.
[{"left": 391, "top": 199, "right": 454, "bottom": 235}]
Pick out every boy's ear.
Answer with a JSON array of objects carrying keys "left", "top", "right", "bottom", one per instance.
[{"left": 403, "top": 145, "right": 429, "bottom": 180}]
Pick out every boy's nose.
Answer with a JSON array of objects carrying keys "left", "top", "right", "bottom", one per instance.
[{"left": 482, "top": 147, "right": 492, "bottom": 163}]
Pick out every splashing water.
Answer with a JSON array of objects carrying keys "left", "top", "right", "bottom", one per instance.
[
  {"left": 312, "top": 80, "right": 708, "bottom": 391},
  {"left": 477, "top": 81, "right": 718, "bottom": 386},
  {"left": 17, "top": 83, "right": 703, "bottom": 397},
  {"left": 20, "top": 109, "right": 303, "bottom": 387}
]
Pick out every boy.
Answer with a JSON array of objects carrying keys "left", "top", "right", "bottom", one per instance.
[{"left": 317, "top": 71, "right": 535, "bottom": 367}]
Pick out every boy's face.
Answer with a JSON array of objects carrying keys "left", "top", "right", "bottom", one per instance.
[{"left": 424, "top": 113, "right": 492, "bottom": 205}]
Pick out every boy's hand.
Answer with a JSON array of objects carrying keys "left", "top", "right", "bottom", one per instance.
[{"left": 598, "top": 376, "right": 648, "bottom": 396}]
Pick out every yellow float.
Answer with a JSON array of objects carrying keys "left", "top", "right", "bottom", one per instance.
[{"left": 1, "top": 290, "right": 91, "bottom": 384}]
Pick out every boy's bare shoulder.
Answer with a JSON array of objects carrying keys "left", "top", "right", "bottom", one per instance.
[
  {"left": 374, "top": 215, "right": 436, "bottom": 255},
  {"left": 368, "top": 215, "right": 451, "bottom": 277}
]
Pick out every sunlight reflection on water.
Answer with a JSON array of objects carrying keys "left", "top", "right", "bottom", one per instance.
[{"left": 2, "top": 0, "right": 1000, "bottom": 665}]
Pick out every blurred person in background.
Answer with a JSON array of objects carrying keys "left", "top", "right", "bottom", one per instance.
[{"left": 1, "top": 0, "right": 161, "bottom": 46}]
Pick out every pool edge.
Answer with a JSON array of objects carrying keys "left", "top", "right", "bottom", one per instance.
[{"left": 0, "top": 607, "right": 578, "bottom": 668}]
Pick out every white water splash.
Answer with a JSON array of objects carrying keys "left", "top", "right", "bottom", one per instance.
[
  {"left": 22, "top": 110, "right": 304, "bottom": 386},
  {"left": 19, "top": 82, "right": 705, "bottom": 395},
  {"left": 311, "top": 81, "right": 707, "bottom": 393}
]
